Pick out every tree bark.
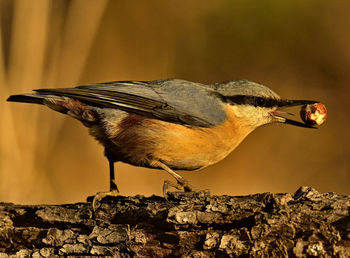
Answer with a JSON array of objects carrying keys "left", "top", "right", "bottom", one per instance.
[{"left": 0, "top": 186, "right": 349, "bottom": 257}]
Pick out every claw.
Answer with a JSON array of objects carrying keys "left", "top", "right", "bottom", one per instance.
[
  {"left": 163, "top": 179, "right": 194, "bottom": 199},
  {"left": 92, "top": 189, "right": 119, "bottom": 211}
]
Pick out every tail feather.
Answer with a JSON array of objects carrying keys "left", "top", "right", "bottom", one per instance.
[{"left": 7, "top": 94, "right": 46, "bottom": 105}]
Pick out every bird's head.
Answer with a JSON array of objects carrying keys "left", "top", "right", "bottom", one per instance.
[{"left": 214, "top": 80, "right": 318, "bottom": 130}]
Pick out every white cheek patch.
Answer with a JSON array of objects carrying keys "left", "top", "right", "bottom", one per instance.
[{"left": 229, "top": 105, "right": 271, "bottom": 128}]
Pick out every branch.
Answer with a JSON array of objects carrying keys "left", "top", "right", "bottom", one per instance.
[{"left": 0, "top": 186, "right": 349, "bottom": 257}]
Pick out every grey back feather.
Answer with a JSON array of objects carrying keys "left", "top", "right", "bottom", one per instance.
[
  {"left": 9, "top": 79, "right": 279, "bottom": 128},
  {"left": 34, "top": 79, "right": 227, "bottom": 127}
]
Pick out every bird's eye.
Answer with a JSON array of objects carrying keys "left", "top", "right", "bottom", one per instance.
[{"left": 255, "top": 97, "right": 267, "bottom": 107}]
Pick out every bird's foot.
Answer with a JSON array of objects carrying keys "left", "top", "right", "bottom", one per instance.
[
  {"left": 92, "top": 179, "right": 119, "bottom": 211},
  {"left": 163, "top": 178, "right": 194, "bottom": 199},
  {"left": 92, "top": 189, "right": 119, "bottom": 211}
]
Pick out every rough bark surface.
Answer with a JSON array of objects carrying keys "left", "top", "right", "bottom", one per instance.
[{"left": 0, "top": 186, "right": 349, "bottom": 257}]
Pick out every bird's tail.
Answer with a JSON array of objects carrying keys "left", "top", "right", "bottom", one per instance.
[
  {"left": 7, "top": 93, "right": 97, "bottom": 121},
  {"left": 7, "top": 94, "right": 46, "bottom": 105}
]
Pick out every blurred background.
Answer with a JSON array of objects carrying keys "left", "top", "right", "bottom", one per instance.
[{"left": 0, "top": 0, "right": 349, "bottom": 204}]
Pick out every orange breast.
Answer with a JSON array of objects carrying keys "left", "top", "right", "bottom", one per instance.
[{"left": 107, "top": 104, "right": 254, "bottom": 171}]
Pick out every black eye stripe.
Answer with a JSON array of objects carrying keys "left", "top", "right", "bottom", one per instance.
[{"left": 224, "top": 95, "right": 278, "bottom": 107}]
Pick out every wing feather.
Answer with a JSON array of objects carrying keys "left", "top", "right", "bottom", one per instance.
[{"left": 34, "top": 80, "right": 216, "bottom": 127}]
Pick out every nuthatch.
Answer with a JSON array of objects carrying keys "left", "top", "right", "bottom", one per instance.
[{"left": 7, "top": 79, "right": 319, "bottom": 204}]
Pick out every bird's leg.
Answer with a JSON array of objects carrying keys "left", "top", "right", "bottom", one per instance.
[
  {"left": 92, "top": 159, "right": 119, "bottom": 210},
  {"left": 150, "top": 160, "right": 193, "bottom": 197},
  {"left": 109, "top": 159, "right": 119, "bottom": 192}
]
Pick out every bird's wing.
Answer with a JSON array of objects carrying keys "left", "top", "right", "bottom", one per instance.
[{"left": 34, "top": 79, "right": 227, "bottom": 127}]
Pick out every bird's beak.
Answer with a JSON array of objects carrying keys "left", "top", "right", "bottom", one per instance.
[{"left": 270, "top": 99, "right": 319, "bottom": 129}]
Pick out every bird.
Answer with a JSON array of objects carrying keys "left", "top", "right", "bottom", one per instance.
[{"left": 7, "top": 79, "right": 318, "bottom": 207}]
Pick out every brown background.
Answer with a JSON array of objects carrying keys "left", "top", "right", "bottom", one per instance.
[{"left": 0, "top": 0, "right": 349, "bottom": 204}]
